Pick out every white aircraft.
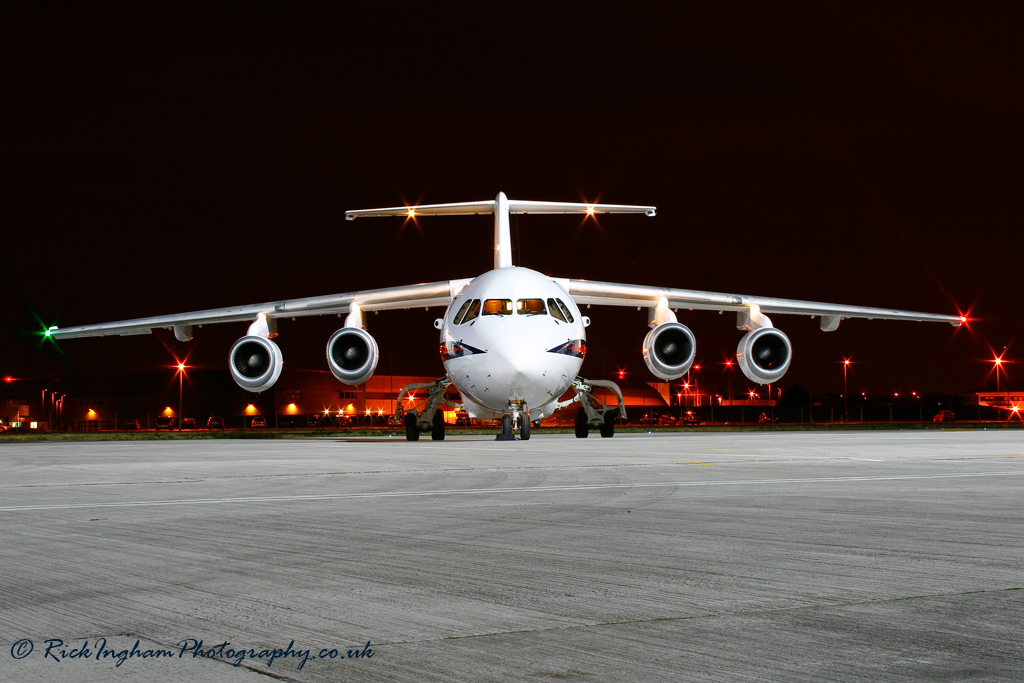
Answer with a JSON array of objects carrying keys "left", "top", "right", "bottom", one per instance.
[{"left": 48, "top": 192, "right": 964, "bottom": 441}]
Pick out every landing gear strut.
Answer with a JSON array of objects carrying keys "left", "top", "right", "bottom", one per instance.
[
  {"left": 496, "top": 401, "right": 530, "bottom": 441},
  {"left": 557, "top": 377, "right": 626, "bottom": 438},
  {"left": 393, "top": 377, "right": 459, "bottom": 442}
]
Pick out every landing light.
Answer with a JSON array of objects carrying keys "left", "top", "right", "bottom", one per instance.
[
  {"left": 586, "top": 206, "right": 595, "bottom": 215},
  {"left": 407, "top": 208, "right": 416, "bottom": 217}
]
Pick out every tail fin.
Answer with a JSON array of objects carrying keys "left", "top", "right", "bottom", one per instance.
[{"left": 346, "top": 192, "right": 656, "bottom": 270}]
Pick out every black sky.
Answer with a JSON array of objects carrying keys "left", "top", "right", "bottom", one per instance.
[{"left": 4, "top": 2, "right": 1022, "bottom": 396}]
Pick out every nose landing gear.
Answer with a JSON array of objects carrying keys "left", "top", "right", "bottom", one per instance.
[{"left": 496, "top": 401, "right": 530, "bottom": 441}]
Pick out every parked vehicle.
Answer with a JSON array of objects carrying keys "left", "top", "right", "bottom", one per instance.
[
  {"left": 933, "top": 410, "right": 955, "bottom": 423},
  {"left": 206, "top": 416, "right": 224, "bottom": 429},
  {"left": 122, "top": 419, "right": 141, "bottom": 431},
  {"left": 455, "top": 410, "right": 470, "bottom": 426},
  {"left": 250, "top": 416, "right": 267, "bottom": 428},
  {"left": 155, "top": 416, "right": 174, "bottom": 430},
  {"left": 181, "top": 417, "right": 196, "bottom": 430},
  {"left": 657, "top": 414, "right": 678, "bottom": 426},
  {"left": 681, "top": 411, "right": 699, "bottom": 425},
  {"left": 757, "top": 412, "right": 779, "bottom": 424}
]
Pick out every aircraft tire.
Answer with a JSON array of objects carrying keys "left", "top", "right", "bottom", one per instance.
[
  {"left": 431, "top": 411, "right": 445, "bottom": 441},
  {"left": 574, "top": 407, "right": 589, "bottom": 438},
  {"left": 405, "top": 413, "right": 419, "bottom": 442},
  {"left": 502, "top": 414, "right": 512, "bottom": 435},
  {"left": 520, "top": 417, "right": 531, "bottom": 440},
  {"left": 600, "top": 412, "right": 615, "bottom": 438}
]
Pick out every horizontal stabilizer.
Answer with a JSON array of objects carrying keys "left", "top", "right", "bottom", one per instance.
[
  {"left": 345, "top": 197, "right": 656, "bottom": 220},
  {"left": 346, "top": 191, "right": 656, "bottom": 269}
]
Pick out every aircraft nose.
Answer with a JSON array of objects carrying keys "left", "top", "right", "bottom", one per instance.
[{"left": 489, "top": 336, "right": 542, "bottom": 398}]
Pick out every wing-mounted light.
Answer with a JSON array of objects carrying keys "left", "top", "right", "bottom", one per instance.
[
  {"left": 326, "top": 327, "right": 379, "bottom": 385},
  {"left": 229, "top": 336, "right": 283, "bottom": 392}
]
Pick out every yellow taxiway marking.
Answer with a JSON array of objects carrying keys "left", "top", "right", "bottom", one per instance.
[
  {"left": 673, "top": 461, "right": 714, "bottom": 466},
  {"left": 998, "top": 455, "right": 1024, "bottom": 458}
]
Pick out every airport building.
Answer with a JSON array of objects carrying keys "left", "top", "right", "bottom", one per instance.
[{"left": 1, "top": 369, "right": 672, "bottom": 431}]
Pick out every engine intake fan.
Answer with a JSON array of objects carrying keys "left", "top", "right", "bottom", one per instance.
[
  {"left": 642, "top": 322, "right": 697, "bottom": 380},
  {"left": 229, "top": 335, "right": 283, "bottom": 392},
  {"left": 327, "top": 327, "right": 379, "bottom": 385},
  {"left": 736, "top": 327, "right": 792, "bottom": 384}
]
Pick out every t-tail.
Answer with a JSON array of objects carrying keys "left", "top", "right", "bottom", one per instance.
[{"left": 346, "top": 192, "right": 656, "bottom": 270}]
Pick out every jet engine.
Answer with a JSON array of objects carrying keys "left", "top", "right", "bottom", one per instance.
[
  {"left": 326, "top": 327, "right": 379, "bottom": 385},
  {"left": 642, "top": 322, "right": 697, "bottom": 380},
  {"left": 229, "top": 335, "right": 284, "bottom": 393},
  {"left": 736, "top": 327, "right": 792, "bottom": 384}
]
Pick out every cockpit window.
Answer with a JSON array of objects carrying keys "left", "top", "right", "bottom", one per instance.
[
  {"left": 517, "top": 298, "right": 546, "bottom": 315},
  {"left": 555, "top": 299, "right": 575, "bottom": 323},
  {"left": 547, "top": 298, "right": 567, "bottom": 323},
  {"left": 461, "top": 299, "right": 481, "bottom": 323},
  {"left": 453, "top": 299, "right": 473, "bottom": 325},
  {"left": 483, "top": 299, "right": 512, "bottom": 316}
]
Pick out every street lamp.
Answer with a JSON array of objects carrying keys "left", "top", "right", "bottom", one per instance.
[
  {"left": 843, "top": 359, "right": 851, "bottom": 422},
  {"left": 176, "top": 362, "right": 185, "bottom": 432},
  {"left": 994, "top": 355, "right": 1003, "bottom": 393}
]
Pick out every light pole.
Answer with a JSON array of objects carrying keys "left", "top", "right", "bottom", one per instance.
[
  {"left": 843, "top": 359, "right": 850, "bottom": 422},
  {"left": 994, "top": 355, "right": 1002, "bottom": 393},
  {"left": 177, "top": 362, "right": 185, "bottom": 431}
]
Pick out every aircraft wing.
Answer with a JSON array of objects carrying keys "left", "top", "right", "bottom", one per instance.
[
  {"left": 564, "top": 279, "right": 963, "bottom": 329},
  {"left": 48, "top": 280, "right": 468, "bottom": 339}
]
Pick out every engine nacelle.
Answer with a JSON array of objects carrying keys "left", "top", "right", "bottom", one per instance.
[
  {"left": 642, "top": 322, "right": 697, "bottom": 380},
  {"left": 229, "top": 335, "right": 284, "bottom": 393},
  {"left": 736, "top": 327, "right": 792, "bottom": 384},
  {"left": 326, "top": 327, "right": 379, "bottom": 385}
]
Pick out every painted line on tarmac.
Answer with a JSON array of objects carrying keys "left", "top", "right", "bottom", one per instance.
[{"left": 2, "top": 471, "right": 1023, "bottom": 513}]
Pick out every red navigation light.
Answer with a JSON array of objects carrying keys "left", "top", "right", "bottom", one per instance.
[
  {"left": 618, "top": 369, "right": 625, "bottom": 379},
  {"left": 3, "top": 376, "right": 11, "bottom": 383}
]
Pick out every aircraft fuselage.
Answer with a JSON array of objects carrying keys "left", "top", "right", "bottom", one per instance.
[{"left": 440, "top": 267, "right": 585, "bottom": 420}]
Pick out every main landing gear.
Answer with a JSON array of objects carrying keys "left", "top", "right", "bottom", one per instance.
[
  {"left": 393, "top": 377, "right": 459, "bottom": 442},
  {"left": 557, "top": 377, "right": 626, "bottom": 438}
]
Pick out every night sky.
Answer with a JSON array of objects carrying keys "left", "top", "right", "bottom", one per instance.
[{"left": 4, "top": 3, "right": 1022, "bottom": 398}]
